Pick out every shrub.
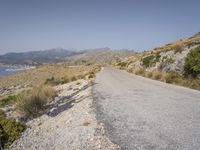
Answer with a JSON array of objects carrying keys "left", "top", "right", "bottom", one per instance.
[
  {"left": 165, "top": 72, "right": 181, "bottom": 83},
  {"left": 183, "top": 46, "right": 200, "bottom": 78},
  {"left": 188, "top": 79, "right": 200, "bottom": 90},
  {"left": 142, "top": 55, "right": 155, "bottom": 68},
  {"left": 152, "top": 71, "right": 163, "bottom": 80},
  {"left": 15, "top": 86, "right": 56, "bottom": 118},
  {"left": 0, "top": 110, "right": 26, "bottom": 149},
  {"left": 155, "top": 54, "right": 161, "bottom": 62},
  {"left": 146, "top": 71, "right": 153, "bottom": 78},
  {"left": 127, "top": 68, "right": 134, "bottom": 73},
  {"left": 134, "top": 68, "right": 145, "bottom": 76},
  {"left": 173, "top": 44, "right": 183, "bottom": 54}
]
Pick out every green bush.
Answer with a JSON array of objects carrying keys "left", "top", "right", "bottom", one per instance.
[
  {"left": 0, "top": 110, "right": 26, "bottom": 149},
  {"left": 142, "top": 55, "right": 155, "bottom": 68},
  {"left": 184, "top": 46, "right": 200, "bottom": 78},
  {"left": 155, "top": 54, "right": 161, "bottom": 62}
]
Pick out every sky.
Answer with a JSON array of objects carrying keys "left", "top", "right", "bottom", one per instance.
[{"left": 0, "top": 0, "right": 200, "bottom": 54}]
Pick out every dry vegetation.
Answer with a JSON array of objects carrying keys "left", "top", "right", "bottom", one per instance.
[
  {"left": 125, "top": 32, "right": 200, "bottom": 64},
  {"left": 0, "top": 64, "right": 101, "bottom": 88},
  {"left": 124, "top": 67, "right": 200, "bottom": 90},
  {"left": 16, "top": 85, "right": 56, "bottom": 118},
  {"left": 0, "top": 64, "right": 101, "bottom": 114},
  {"left": 0, "top": 64, "right": 101, "bottom": 148},
  {"left": 115, "top": 33, "right": 200, "bottom": 91}
]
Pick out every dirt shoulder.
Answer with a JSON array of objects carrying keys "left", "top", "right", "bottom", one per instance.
[{"left": 9, "top": 80, "right": 119, "bottom": 150}]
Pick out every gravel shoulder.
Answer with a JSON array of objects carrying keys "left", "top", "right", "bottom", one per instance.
[
  {"left": 10, "top": 79, "right": 119, "bottom": 150},
  {"left": 93, "top": 67, "right": 200, "bottom": 150}
]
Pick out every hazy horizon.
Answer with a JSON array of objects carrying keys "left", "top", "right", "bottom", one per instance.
[{"left": 0, "top": 0, "right": 200, "bottom": 54}]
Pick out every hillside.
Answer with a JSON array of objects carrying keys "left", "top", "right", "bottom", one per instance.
[
  {"left": 0, "top": 48, "right": 134, "bottom": 66},
  {"left": 115, "top": 32, "right": 200, "bottom": 90},
  {"left": 0, "top": 48, "right": 81, "bottom": 65},
  {"left": 65, "top": 47, "right": 134, "bottom": 65}
]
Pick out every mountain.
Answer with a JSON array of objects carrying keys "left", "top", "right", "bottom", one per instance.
[
  {"left": 0, "top": 47, "right": 134, "bottom": 66},
  {"left": 65, "top": 47, "right": 135, "bottom": 65},
  {"left": 0, "top": 48, "right": 81, "bottom": 65}
]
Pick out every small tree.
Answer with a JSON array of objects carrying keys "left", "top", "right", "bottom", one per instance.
[{"left": 183, "top": 46, "right": 200, "bottom": 78}]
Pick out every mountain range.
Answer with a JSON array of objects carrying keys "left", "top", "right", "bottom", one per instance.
[{"left": 0, "top": 48, "right": 134, "bottom": 66}]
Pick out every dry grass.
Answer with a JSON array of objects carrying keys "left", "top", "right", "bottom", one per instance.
[
  {"left": 126, "top": 67, "right": 200, "bottom": 90},
  {"left": 152, "top": 71, "right": 164, "bottom": 80},
  {"left": 172, "top": 44, "right": 184, "bottom": 54},
  {"left": 15, "top": 85, "right": 56, "bottom": 118},
  {"left": 0, "top": 64, "right": 101, "bottom": 88},
  {"left": 146, "top": 71, "right": 153, "bottom": 78},
  {"left": 134, "top": 68, "right": 146, "bottom": 76},
  {"left": 127, "top": 68, "right": 134, "bottom": 73}
]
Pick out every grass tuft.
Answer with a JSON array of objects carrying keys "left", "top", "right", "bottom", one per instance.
[{"left": 15, "top": 85, "right": 56, "bottom": 118}]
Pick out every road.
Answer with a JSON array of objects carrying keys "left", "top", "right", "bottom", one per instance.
[{"left": 93, "top": 67, "right": 200, "bottom": 150}]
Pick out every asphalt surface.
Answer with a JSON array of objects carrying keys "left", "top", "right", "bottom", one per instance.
[{"left": 93, "top": 67, "right": 200, "bottom": 150}]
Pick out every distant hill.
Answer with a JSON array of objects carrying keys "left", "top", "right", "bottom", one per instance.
[
  {"left": 65, "top": 47, "right": 135, "bottom": 65},
  {"left": 0, "top": 47, "right": 134, "bottom": 66},
  {"left": 0, "top": 48, "right": 81, "bottom": 65}
]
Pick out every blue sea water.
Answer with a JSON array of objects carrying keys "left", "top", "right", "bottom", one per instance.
[{"left": 0, "top": 66, "right": 26, "bottom": 76}]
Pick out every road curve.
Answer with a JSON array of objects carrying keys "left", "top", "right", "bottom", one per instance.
[{"left": 93, "top": 67, "right": 200, "bottom": 150}]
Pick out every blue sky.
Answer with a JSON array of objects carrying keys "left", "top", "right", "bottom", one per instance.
[{"left": 0, "top": 0, "right": 199, "bottom": 54}]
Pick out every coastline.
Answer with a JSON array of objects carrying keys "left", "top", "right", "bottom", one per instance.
[{"left": 0, "top": 64, "right": 35, "bottom": 77}]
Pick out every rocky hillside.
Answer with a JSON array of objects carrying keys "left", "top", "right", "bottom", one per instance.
[
  {"left": 117, "top": 32, "right": 200, "bottom": 73},
  {"left": 115, "top": 32, "right": 200, "bottom": 90}
]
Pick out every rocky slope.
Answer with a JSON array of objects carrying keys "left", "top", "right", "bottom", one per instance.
[{"left": 118, "top": 32, "right": 200, "bottom": 73}]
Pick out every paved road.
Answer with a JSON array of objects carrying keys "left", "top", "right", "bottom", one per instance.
[{"left": 93, "top": 67, "right": 200, "bottom": 150}]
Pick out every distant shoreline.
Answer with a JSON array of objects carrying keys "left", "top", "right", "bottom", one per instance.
[{"left": 0, "top": 65, "right": 35, "bottom": 76}]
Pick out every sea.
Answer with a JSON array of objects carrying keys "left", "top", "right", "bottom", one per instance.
[{"left": 0, "top": 65, "right": 34, "bottom": 76}]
